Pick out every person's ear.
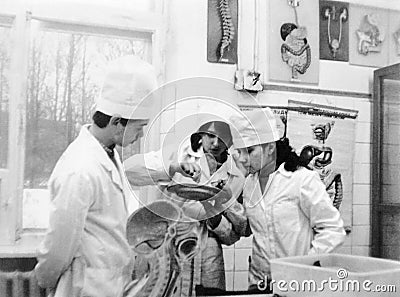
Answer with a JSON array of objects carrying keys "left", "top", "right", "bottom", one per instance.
[
  {"left": 266, "top": 142, "right": 276, "bottom": 156},
  {"left": 109, "top": 116, "right": 121, "bottom": 127}
]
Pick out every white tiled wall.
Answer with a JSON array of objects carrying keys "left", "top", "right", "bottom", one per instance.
[
  {"left": 351, "top": 99, "right": 372, "bottom": 256},
  {"left": 223, "top": 236, "right": 253, "bottom": 291}
]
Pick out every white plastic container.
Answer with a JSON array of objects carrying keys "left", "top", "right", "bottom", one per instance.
[{"left": 270, "top": 253, "right": 400, "bottom": 297}]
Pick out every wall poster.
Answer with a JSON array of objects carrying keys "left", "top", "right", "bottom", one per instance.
[
  {"left": 207, "top": 0, "right": 238, "bottom": 64},
  {"left": 349, "top": 4, "right": 389, "bottom": 67},
  {"left": 389, "top": 10, "right": 400, "bottom": 65},
  {"left": 268, "top": 0, "right": 319, "bottom": 84},
  {"left": 242, "top": 101, "right": 358, "bottom": 229},
  {"left": 319, "top": 0, "right": 349, "bottom": 61}
]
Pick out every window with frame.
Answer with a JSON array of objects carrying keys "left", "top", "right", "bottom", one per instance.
[
  {"left": 0, "top": 0, "right": 163, "bottom": 247},
  {"left": 23, "top": 21, "right": 151, "bottom": 229}
]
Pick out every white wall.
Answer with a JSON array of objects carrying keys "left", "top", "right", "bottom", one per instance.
[{"left": 165, "top": 0, "right": 400, "bottom": 94}]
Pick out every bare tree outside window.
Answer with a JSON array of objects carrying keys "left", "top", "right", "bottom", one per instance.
[{"left": 23, "top": 24, "right": 148, "bottom": 228}]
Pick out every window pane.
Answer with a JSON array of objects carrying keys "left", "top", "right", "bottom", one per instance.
[
  {"left": 23, "top": 22, "right": 149, "bottom": 228},
  {"left": 0, "top": 26, "right": 11, "bottom": 169}
]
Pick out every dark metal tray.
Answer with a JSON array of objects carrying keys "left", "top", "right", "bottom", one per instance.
[{"left": 166, "top": 183, "right": 230, "bottom": 201}]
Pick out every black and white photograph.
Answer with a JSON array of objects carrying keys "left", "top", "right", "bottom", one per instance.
[{"left": 0, "top": 0, "right": 400, "bottom": 296}]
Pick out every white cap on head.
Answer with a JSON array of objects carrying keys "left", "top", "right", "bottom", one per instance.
[
  {"left": 95, "top": 55, "right": 157, "bottom": 120},
  {"left": 230, "top": 107, "right": 283, "bottom": 149}
]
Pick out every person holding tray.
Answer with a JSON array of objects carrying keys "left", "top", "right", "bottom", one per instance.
[{"left": 167, "top": 120, "right": 248, "bottom": 292}]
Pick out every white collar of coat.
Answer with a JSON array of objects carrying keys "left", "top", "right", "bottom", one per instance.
[
  {"left": 185, "top": 144, "right": 243, "bottom": 177},
  {"left": 78, "top": 125, "right": 125, "bottom": 191},
  {"left": 276, "top": 162, "right": 293, "bottom": 177},
  {"left": 78, "top": 125, "right": 122, "bottom": 172}
]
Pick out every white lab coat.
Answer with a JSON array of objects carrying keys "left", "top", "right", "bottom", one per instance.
[
  {"left": 171, "top": 144, "right": 247, "bottom": 290},
  {"left": 243, "top": 163, "right": 346, "bottom": 287},
  {"left": 35, "top": 125, "right": 167, "bottom": 297}
]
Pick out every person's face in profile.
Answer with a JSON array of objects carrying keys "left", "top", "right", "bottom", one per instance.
[
  {"left": 118, "top": 119, "right": 149, "bottom": 147},
  {"left": 235, "top": 143, "right": 276, "bottom": 175}
]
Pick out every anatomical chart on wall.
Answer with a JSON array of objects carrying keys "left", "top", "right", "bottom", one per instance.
[
  {"left": 389, "top": 10, "right": 400, "bottom": 65},
  {"left": 207, "top": 0, "right": 238, "bottom": 64},
  {"left": 269, "top": 0, "right": 319, "bottom": 84},
  {"left": 271, "top": 101, "right": 358, "bottom": 228},
  {"left": 349, "top": 4, "right": 389, "bottom": 67},
  {"left": 319, "top": 1, "right": 349, "bottom": 61}
]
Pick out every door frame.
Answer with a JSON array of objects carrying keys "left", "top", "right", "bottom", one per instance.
[{"left": 371, "top": 63, "right": 400, "bottom": 258}]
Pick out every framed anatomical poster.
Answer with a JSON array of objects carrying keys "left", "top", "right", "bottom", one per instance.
[
  {"left": 269, "top": 0, "right": 319, "bottom": 84},
  {"left": 207, "top": 0, "right": 238, "bottom": 64},
  {"left": 320, "top": 0, "right": 349, "bottom": 61},
  {"left": 349, "top": 4, "right": 389, "bottom": 67},
  {"left": 285, "top": 100, "right": 358, "bottom": 228},
  {"left": 389, "top": 10, "right": 400, "bottom": 65}
]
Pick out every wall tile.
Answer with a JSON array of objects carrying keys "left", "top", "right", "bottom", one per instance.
[
  {"left": 352, "top": 184, "right": 371, "bottom": 205},
  {"left": 225, "top": 271, "right": 234, "bottom": 291},
  {"left": 234, "top": 248, "right": 252, "bottom": 271},
  {"left": 335, "top": 246, "right": 352, "bottom": 255},
  {"left": 352, "top": 246, "right": 370, "bottom": 256},
  {"left": 353, "top": 205, "right": 370, "bottom": 225},
  {"left": 353, "top": 100, "right": 372, "bottom": 123},
  {"left": 223, "top": 248, "right": 235, "bottom": 272},
  {"left": 354, "top": 143, "right": 371, "bottom": 164},
  {"left": 352, "top": 225, "right": 370, "bottom": 246},
  {"left": 355, "top": 122, "right": 372, "bottom": 143},
  {"left": 353, "top": 163, "right": 371, "bottom": 184},
  {"left": 233, "top": 271, "right": 248, "bottom": 291}
]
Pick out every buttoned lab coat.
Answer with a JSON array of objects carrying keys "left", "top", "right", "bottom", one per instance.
[
  {"left": 172, "top": 144, "right": 247, "bottom": 290},
  {"left": 243, "top": 163, "right": 346, "bottom": 288},
  {"left": 35, "top": 125, "right": 170, "bottom": 297}
]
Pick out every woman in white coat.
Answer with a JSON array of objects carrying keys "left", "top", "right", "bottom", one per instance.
[
  {"left": 175, "top": 121, "right": 248, "bottom": 291},
  {"left": 230, "top": 108, "right": 346, "bottom": 293}
]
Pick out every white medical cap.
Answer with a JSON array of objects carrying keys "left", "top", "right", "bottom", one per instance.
[
  {"left": 230, "top": 107, "right": 282, "bottom": 148},
  {"left": 95, "top": 55, "right": 157, "bottom": 120}
]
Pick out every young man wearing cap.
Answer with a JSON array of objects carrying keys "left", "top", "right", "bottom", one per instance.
[
  {"left": 34, "top": 56, "right": 198, "bottom": 297},
  {"left": 230, "top": 108, "right": 346, "bottom": 292}
]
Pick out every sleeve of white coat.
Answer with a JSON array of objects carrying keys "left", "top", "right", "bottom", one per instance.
[
  {"left": 124, "top": 150, "right": 173, "bottom": 186},
  {"left": 208, "top": 200, "right": 247, "bottom": 246},
  {"left": 207, "top": 174, "right": 248, "bottom": 245},
  {"left": 299, "top": 171, "right": 346, "bottom": 255},
  {"left": 34, "top": 171, "right": 93, "bottom": 289}
]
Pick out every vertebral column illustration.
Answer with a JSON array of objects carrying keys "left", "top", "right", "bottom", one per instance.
[{"left": 217, "top": 0, "right": 235, "bottom": 62}]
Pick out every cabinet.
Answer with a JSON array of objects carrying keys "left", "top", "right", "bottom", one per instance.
[{"left": 371, "top": 63, "right": 400, "bottom": 259}]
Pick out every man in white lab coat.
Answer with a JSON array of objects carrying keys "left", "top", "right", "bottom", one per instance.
[{"left": 34, "top": 55, "right": 198, "bottom": 297}]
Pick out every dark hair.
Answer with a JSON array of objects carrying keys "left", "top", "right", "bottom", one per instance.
[
  {"left": 92, "top": 111, "right": 128, "bottom": 128},
  {"left": 190, "top": 132, "right": 229, "bottom": 164},
  {"left": 275, "top": 138, "right": 309, "bottom": 172}
]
